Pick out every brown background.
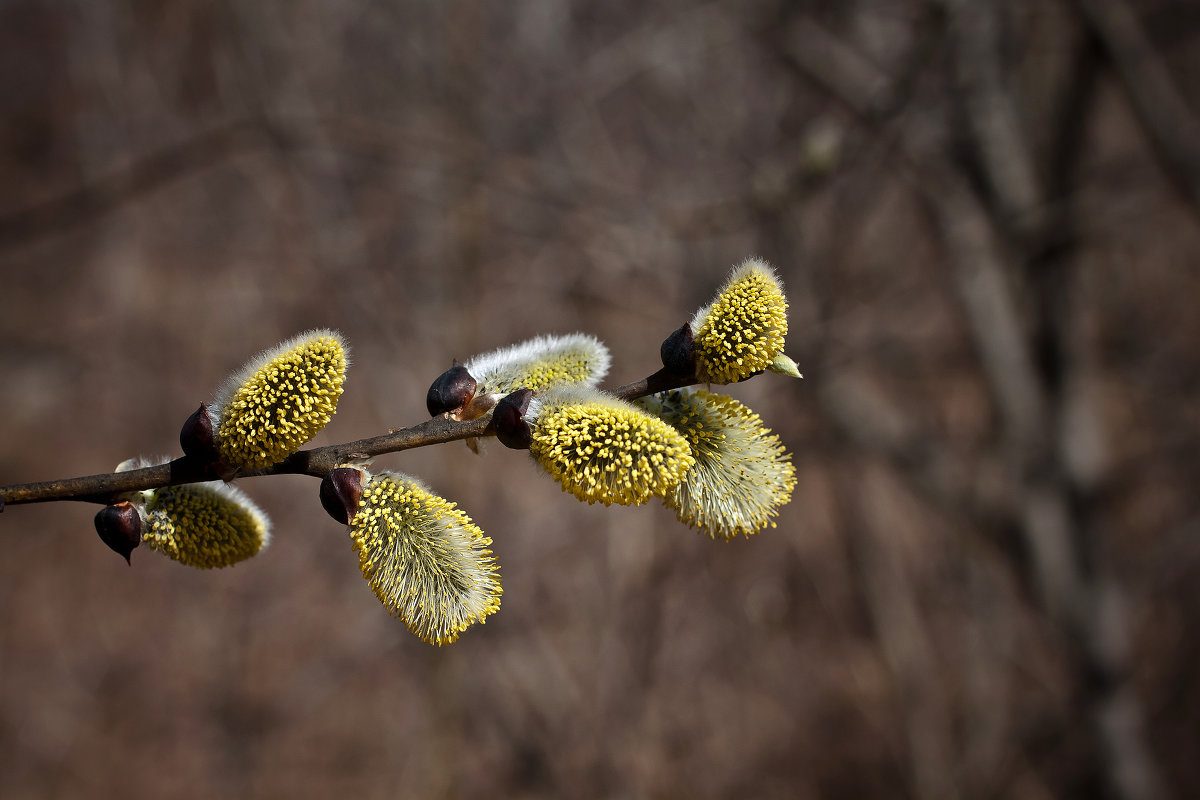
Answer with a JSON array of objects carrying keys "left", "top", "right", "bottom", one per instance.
[{"left": 2, "top": 1, "right": 1199, "bottom": 798}]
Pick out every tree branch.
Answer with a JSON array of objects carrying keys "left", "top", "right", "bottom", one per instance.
[
  {"left": 1075, "top": 0, "right": 1200, "bottom": 217},
  {"left": 940, "top": 0, "right": 1043, "bottom": 232},
  {"left": 769, "top": 11, "right": 1167, "bottom": 798},
  {"left": 609, "top": 366, "right": 697, "bottom": 400},
  {"left": 0, "top": 368, "right": 701, "bottom": 509}
]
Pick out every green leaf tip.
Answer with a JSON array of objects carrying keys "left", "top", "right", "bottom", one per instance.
[{"left": 768, "top": 353, "right": 803, "bottom": 379}]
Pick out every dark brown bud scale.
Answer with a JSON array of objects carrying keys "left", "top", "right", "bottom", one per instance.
[
  {"left": 179, "top": 404, "right": 216, "bottom": 460},
  {"left": 660, "top": 323, "right": 696, "bottom": 376},
  {"left": 94, "top": 501, "right": 142, "bottom": 564},
  {"left": 426, "top": 365, "right": 477, "bottom": 417},
  {"left": 493, "top": 388, "right": 534, "bottom": 450},
  {"left": 320, "top": 467, "right": 366, "bottom": 525}
]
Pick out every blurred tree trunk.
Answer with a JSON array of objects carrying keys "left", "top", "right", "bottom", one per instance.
[{"left": 774, "top": 0, "right": 1191, "bottom": 796}]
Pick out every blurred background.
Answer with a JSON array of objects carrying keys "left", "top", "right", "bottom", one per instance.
[{"left": 1, "top": 1, "right": 1198, "bottom": 798}]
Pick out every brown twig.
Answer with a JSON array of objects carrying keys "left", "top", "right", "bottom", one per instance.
[
  {"left": 0, "top": 368, "right": 699, "bottom": 509},
  {"left": 610, "top": 366, "right": 697, "bottom": 401},
  {"left": 0, "top": 415, "right": 493, "bottom": 508}
]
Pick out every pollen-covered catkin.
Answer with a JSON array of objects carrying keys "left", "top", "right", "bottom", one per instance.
[
  {"left": 690, "top": 259, "right": 789, "bottom": 384},
  {"left": 141, "top": 484, "right": 270, "bottom": 568},
  {"left": 114, "top": 457, "right": 271, "bottom": 568},
  {"left": 348, "top": 471, "right": 502, "bottom": 645},
  {"left": 211, "top": 330, "right": 349, "bottom": 470},
  {"left": 638, "top": 388, "right": 795, "bottom": 538},
  {"left": 527, "top": 387, "right": 695, "bottom": 506},
  {"left": 465, "top": 333, "right": 610, "bottom": 397}
]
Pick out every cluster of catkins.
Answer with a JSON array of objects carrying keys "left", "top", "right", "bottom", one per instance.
[{"left": 93, "top": 259, "right": 801, "bottom": 645}]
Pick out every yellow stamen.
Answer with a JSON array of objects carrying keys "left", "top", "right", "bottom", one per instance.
[
  {"left": 639, "top": 388, "right": 795, "bottom": 538},
  {"left": 141, "top": 482, "right": 270, "bottom": 568},
  {"left": 692, "top": 260, "right": 788, "bottom": 384},
  {"left": 348, "top": 472, "right": 501, "bottom": 645},
  {"left": 214, "top": 330, "right": 349, "bottom": 470},
  {"left": 529, "top": 390, "right": 695, "bottom": 506}
]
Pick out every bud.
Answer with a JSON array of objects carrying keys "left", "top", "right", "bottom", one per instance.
[
  {"left": 767, "top": 353, "right": 803, "bottom": 379},
  {"left": 526, "top": 386, "right": 695, "bottom": 506},
  {"left": 426, "top": 364, "right": 477, "bottom": 417},
  {"left": 637, "top": 388, "right": 795, "bottom": 538},
  {"left": 209, "top": 329, "right": 350, "bottom": 471},
  {"left": 492, "top": 388, "right": 533, "bottom": 450},
  {"left": 348, "top": 471, "right": 502, "bottom": 645},
  {"left": 660, "top": 323, "right": 696, "bottom": 376},
  {"left": 690, "top": 259, "right": 790, "bottom": 384},
  {"left": 94, "top": 501, "right": 142, "bottom": 564},
  {"left": 320, "top": 466, "right": 366, "bottom": 524},
  {"left": 179, "top": 404, "right": 216, "bottom": 460}
]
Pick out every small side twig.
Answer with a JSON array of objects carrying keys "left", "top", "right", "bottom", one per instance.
[{"left": 610, "top": 366, "right": 697, "bottom": 401}]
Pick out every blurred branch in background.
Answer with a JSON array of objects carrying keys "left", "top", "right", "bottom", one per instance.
[
  {"left": 771, "top": 0, "right": 1197, "bottom": 797},
  {"left": 1076, "top": 0, "right": 1200, "bottom": 216},
  {"left": 0, "top": 120, "right": 266, "bottom": 250}
]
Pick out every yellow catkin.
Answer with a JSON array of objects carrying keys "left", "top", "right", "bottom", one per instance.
[
  {"left": 494, "top": 351, "right": 594, "bottom": 393},
  {"left": 348, "top": 472, "right": 502, "bottom": 645},
  {"left": 141, "top": 483, "right": 270, "bottom": 568},
  {"left": 466, "top": 333, "right": 610, "bottom": 396},
  {"left": 528, "top": 391, "right": 695, "bottom": 506},
  {"left": 639, "top": 388, "right": 795, "bottom": 539},
  {"left": 692, "top": 260, "right": 788, "bottom": 384},
  {"left": 214, "top": 330, "right": 349, "bottom": 470}
]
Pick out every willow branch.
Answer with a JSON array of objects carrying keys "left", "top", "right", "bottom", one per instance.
[
  {"left": 0, "top": 415, "right": 493, "bottom": 508},
  {"left": 0, "top": 368, "right": 699, "bottom": 510},
  {"left": 610, "top": 366, "right": 697, "bottom": 400},
  {"left": 1075, "top": 0, "right": 1200, "bottom": 218}
]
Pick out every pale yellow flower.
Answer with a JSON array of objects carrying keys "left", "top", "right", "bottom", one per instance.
[
  {"left": 527, "top": 387, "right": 695, "bottom": 506},
  {"left": 211, "top": 330, "right": 349, "bottom": 470},
  {"left": 114, "top": 457, "right": 271, "bottom": 568},
  {"left": 691, "top": 259, "right": 789, "bottom": 384},
  {"left": 638, "top": 388, "right": 795, "bottom": 538},
  {"left": 466, "top": 332, "right": 610, "bottom": 396},
  {"left": 429, "top": 333, "right": 612, "bottom": 421},
  {"left": 348, "top": 471, "right": 501, "bottom": 645}
]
